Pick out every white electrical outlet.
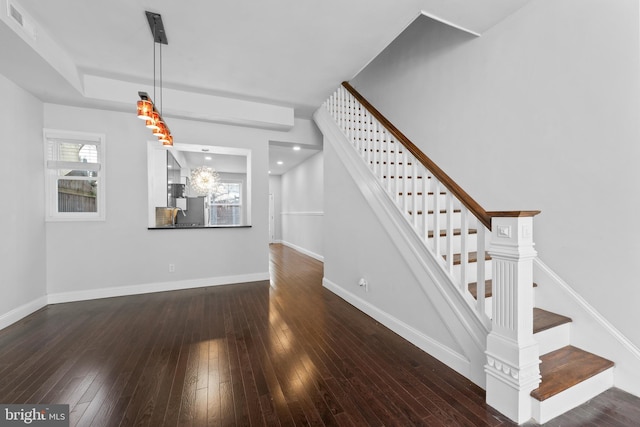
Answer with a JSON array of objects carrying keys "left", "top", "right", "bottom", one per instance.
[{"left": 169, "top": 263, "right": 175, "bottom": 273}]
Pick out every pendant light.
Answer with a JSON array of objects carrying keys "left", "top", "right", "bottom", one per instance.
[{"left": 136, "top": 11, "right": 173, "bottom": 146}]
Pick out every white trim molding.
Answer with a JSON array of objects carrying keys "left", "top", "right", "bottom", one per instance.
[
  {"left": 281, "top": 240, "right": 324, "bottom": 262},
  {"left": 0, "top": 296, "right": 48, "bottom": 331},
  {"left": 323, "top": 277, "right": 471, "bottom": 376},
  {"left": 419, "top": 11, "right": 482, "bottom": 37},
  {"left": 281, "top": 211, "right": 324, "bottom": 216}
]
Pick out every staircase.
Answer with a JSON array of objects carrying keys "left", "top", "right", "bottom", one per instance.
[{"left": 318, "top": 82, "right": 615, "bottom": 424}]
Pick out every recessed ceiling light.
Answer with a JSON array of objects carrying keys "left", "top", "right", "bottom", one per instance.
[
  {"left": 268, "top": 170, "right": 271, "bottom": 174},
  {"left": 205, "top": 156, "right": 212, "bottom": 160},
  {"left": 277, "top": 161, "right": 283, "bottom": 165},
  {"left": 167, "top": 165, "right": 172, "bottom": 168},
  {"left": 293, "top": 146, "right": 301, "bottom": 151}
]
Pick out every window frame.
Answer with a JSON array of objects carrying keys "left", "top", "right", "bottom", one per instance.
[
  {"left": 44, "top": 128, "right": 106, "bottom": 222},
  {"left": 210, "top": 179, "right": 244, "bottom": 226}
]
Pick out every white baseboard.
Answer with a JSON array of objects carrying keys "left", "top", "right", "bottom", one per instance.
[
  {"left": 0, "top": 295, "right": 48, "bottom": 330},
  {"left": 322, "top": 277, "right": 470, "bottom": 377},
  {"left": 281, "top": 240, "right": 324, "bottom": 262},
  {"left": 47, "top": 272, "right": 271, "bottom": 305}
]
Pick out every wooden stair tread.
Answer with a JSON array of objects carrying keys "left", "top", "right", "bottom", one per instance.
[
  {"left": 468, "top": 280, "right": 538, "bottom": 299},
  {"left": 533, "top": 307, "right": 572, "bottom": 334},
  {"left": 427, "top": 228, "right": 477, "bottom": 238},
  {"left": 445, "top": 252, "right": 491, "bottom": 265},
  {"left": 530, "top": 346, "right": 614, "bottom": 401}
]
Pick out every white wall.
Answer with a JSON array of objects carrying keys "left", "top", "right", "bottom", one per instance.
[
  {"left": 42, "top": 103, "right": 281, "bottom": 301},
  {"left": 349, "top": 0, "right": 640, "bottom": 348},
  {"left": 0, "top": 73, "right": 47, "bottom": 328},
  {"left": 321, "top": 136, "right": 488, "bottom": 383},
  {"left": 269, "top": 175, "right": 283, "bottom": 242},
  {"left": 280, "top": 151, "right": 324, "bottom": 260}
]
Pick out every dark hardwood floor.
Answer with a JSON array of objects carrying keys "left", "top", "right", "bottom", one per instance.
[{"left": 0, "top": 243, "right": 638, "bottom": 426}]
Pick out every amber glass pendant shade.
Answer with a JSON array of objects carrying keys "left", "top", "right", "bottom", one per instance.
[
  {"left": 153, "top": 121, "right": 166, "bottom": 137},
  {"left": 145, "top": 111, "right": 160, "bottom": 131},
  {"left": 136, "top": 100, "right": 153, "bottom": 120},
  {"left": 161, "top": 134, "right": 173, "bottom": 146}
]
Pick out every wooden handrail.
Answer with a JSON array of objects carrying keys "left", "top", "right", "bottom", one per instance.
[
  {"left": 342, "top": 82, "right": 493, "bottom": 229},
  {"left": 341, "top": 82, "right": 541, "bottom": 230}
]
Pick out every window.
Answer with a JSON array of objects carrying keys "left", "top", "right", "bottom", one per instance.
[
  {"left": 44, "top": 129, "right": 106, "bottom": 221},
  {"left": 210, "top": 180, "right": 242, "bottom": 225}
]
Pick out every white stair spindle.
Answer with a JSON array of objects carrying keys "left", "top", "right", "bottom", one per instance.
[
  {"left": 402, "top": 151, "right": 409, "bottom": 216},
  {"left": 460, "top": 207, "right": 469, "bottom": 292},
  {"left": 347, "top": 92, "right": 352, "bottom": 138},
  {"left": 360, "top": 109, "right": 365, "bottom": 154},
  {"left": 354, "top": 104, "right": 360, "bottom": 152},
  {"left": 433, "top": 180, "right": 441, "bottom": 256},
  {"left": 412, "top": 162, "right": 419, "bottom": 228},
  {"left": 395, "top": 141, "right": 401, "bottom": 205},
  {"left": 366, "top": 112, "right": 372, "bottom": 160},
  {"left": 331, "top": 93, "right": 336, "bottom": 117},
  {"left": 366, "top": 117, "right": 373, "bottom": 167},
  {"left": 373, "top": 121, "right": 379, "bottom": 173},
  {"left": 378, "top": 127, "right": 384, "bottom": 178},
  {"left": 345, "top": 90, "right": 350, "bottom": 134},
  {"left": 445, "top": 192, "right": 454, "bottom": 273},
  {"left": 386, "top": 133, "right": 392, "bottom": 193},
  {"left": 476, "top": 223, "right": 486, "bottom": 318},
  {"left": 339, "top": 88, "right": 345, "bottom": 130},
  {"left": 422, "top": 171, "right": 429, "bottom": 241}
]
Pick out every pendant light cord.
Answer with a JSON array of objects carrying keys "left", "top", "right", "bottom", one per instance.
[
  {"left": 152, "top": 18, "right": 156, "bottom": 105},
  {"left": 160, "top": 40, "right": 163, "bottom": 115}
]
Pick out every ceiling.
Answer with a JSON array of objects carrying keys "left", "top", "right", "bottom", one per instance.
[
  {"left": 269, "top": 142, "right": 322, "bottom": 176},
  {"left": 1, "top": 0, "right": 530, "bottom": 172}
]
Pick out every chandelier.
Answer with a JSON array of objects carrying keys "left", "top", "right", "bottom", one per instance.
[
  {"left": 136, "top": 11, "right": 173, "bottom": 146},
  {"left": 190, "top": 166, "right": 219, "bottom": 195}
]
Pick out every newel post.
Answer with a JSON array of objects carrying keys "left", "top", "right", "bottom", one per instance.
[{"left": 485, "top": 211, "right": 541, "bottom": 424}]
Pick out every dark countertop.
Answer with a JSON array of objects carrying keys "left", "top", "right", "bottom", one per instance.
[{"left": 149, "top": 224, "right": 252, "bottom": 230}]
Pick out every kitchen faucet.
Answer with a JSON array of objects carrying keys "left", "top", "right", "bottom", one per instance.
[{"left": 172, "top": 207, "right": 186, "bottom": 225}]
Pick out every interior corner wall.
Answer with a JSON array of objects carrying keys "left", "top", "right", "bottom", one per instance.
[
  {"left": 280, "top": 151, "right": 324, "bottom": 260},
  {"left": 0, "top": 73, "right": 47, "bottom": 325},
  {"left": 269, "top": 175, "right": 283, "bottom": 242},
  {"left": 350, "top": 0, "right": 640, "bottom": 347},
  {"left": 43, "top": 103, "right": 276, "bottom": 299}
]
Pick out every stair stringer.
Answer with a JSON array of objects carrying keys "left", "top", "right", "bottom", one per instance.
[
  {"left": 534, "top": 258, "right": 640, "bottom": 398},
  {"left": 315, "top": 106, "right": 490, "bottom": 387}
]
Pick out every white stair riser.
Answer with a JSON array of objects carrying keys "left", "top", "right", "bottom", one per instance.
[
  {"left": 531, "top": 368, "right": 614, "bottom": 424},
  {"left": 535, "top": 323, "right": 571, "bottom": 355}
]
